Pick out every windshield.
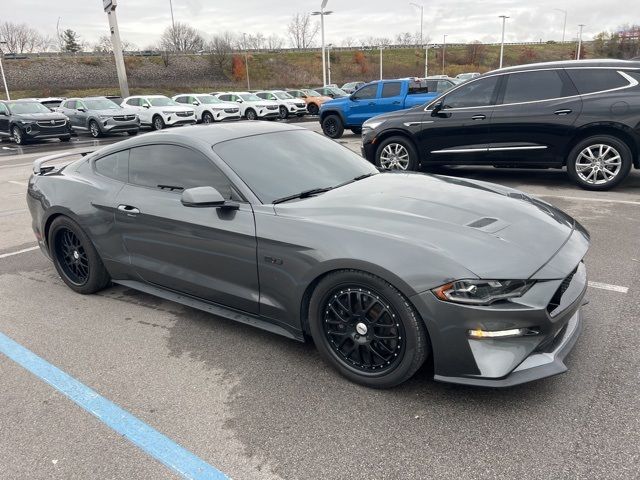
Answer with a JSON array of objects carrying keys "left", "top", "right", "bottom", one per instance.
[
  {"left": 213, "top": 130, "right": 378, "bottom": 204},
  {"left": 84, "top": 99, "right": 120, "bottom": 110},
  {"left": 196, "top": 95, "right": 222, "bottom": 104},
  {"left": 240, "top": 94, "right": 262, "bottom": 102},
  {"left": 7, "top": 102, "right": 52, "bottom": 114},
  {"left": 303, "top": 89, "right": 322, "bottom": 97},
  {"left": 148, "top": 97, "right": 177, "bottom": 107},
  {"left": 274, "top": 91, "right": 294, "bottom": 100},
  {"left": 329, "top": 88, "right": 347, "bottom": 96}
]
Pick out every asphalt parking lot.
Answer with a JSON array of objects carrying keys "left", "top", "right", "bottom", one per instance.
[{"left": 1, "top": 124, "right": 639, "bottom": 479}]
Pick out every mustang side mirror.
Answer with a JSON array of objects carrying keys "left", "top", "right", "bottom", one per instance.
[{"left": 181, "top": 186, "right": 239, "bottom": 210}]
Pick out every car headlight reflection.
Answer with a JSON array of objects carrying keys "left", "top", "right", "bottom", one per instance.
[{"left": 432, "top": 279, "right": 535, "bottom": 305}]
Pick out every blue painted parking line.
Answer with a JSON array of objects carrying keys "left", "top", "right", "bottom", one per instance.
[{"left": 0, "top": 332, "right": 229, "bottom": 480}]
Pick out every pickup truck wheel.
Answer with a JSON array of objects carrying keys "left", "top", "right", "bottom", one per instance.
[
  {"left": 322, "top": 114, "right": 344, "bottom": 139},
  {"left": 307, "top": 103, "right": 319, "bottom": 115},
  {"left": 245, "top": 109, "right": 257, "bottom": 120},
  {"left": 375, "top": 136, "right": 419, "bottom": 171}
]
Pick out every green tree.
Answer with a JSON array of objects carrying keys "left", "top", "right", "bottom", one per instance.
[{"left": 61, "top": 29, "right": 81, "bottom": 53}]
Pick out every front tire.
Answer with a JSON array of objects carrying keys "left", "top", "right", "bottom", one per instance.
[
  {"left": 202, "top": 111, "right": 214, "bottom": 124},
  {"left": 89, "top": 120, "right": 102, "bottom": 138},
  {"left": 321, "top": 114, "right": 344, "bottom": 139},
  {"left": 279, "top": 106, "right": 289, "bottom": 119},
  {"left": 49, "top": 216, "right": 111, "bottom": 294},
  {"left": 245, "top": 108, "right": 257, "bottom": 120},
  {"left": 127, "top": 130, "right": 138, "bottom": 136},
  {"left": 59, "top": 136, "right": 71, "bottom": 142},
  {"left": 566, "top": 135, "right": 632, "bottom": 190},
  {"left": 152, "top": 115, "right": 165, "bottom": 130},
  {"left": 308, "top": 270, "right": 429, "bottom": 388},
  {"left": 350, "top": 127, "right": 362, "bottom": 135},
  {"left": 12, "top": 126, "right": 24, "bottom": 145},
  {"left": 375, "top": 136, "right": 419, "bottom": 171}
]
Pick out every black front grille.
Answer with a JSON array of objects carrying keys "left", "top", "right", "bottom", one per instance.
[
  {"left": 547, "top": 265, "right": 579, "bottom": 314},
  {"left": 224, "top": 108, "right": 239, "bottom": 113},
  {"left": 113, "top": 115, "right": 135, "bottom": 121},
  {"left": 36, "top": 119, "right": 66, "bottom": 128},
  {"left": 176, "top": 111, "right": 193, "bottom": 117},
  {"left": 266, "top": 105, "right": 278, "bottom": 110}
]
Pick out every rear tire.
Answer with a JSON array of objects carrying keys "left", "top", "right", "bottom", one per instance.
[
  {"left": 309, "top": 270, "right": 429, "bottom": 388},
  {"left": 48, "top": 216, "right": 111, "bottom": 294},
  {"left": 152, "top": 115, "right": 165, "bottom": 130},
  {"left": 375, "top": 136, "right": 419, "bottom": 171},
  {"left": 566, "top": 135, "right": 632, "bottom": 190},
  {"left": 321, "top": 114, "right": 344, "bottom": 139}
]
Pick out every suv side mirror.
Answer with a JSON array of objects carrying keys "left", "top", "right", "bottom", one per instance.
[
  {"left": 181, "top": 186, "right": 239, "bottom": 210},
  {"left": 430, "top": 100, "right": 445, "bottom": 116},
  {"left": 0, "top": 110, "right": 6, "bottom": 116},
  {"left": 192, "top": 100, "right": 200, "bottom": 106},
  {"left": 77, "top": 107, "right": 86, "bottom": 112}
]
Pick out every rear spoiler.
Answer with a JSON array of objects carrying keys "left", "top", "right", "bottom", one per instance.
[{"left": 32, "top": 150, "right": 92, "bottom": 175}]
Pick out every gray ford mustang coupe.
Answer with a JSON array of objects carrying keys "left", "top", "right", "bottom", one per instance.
[{"left": 27, "top": 122, "right": 589, "bottom": 388}]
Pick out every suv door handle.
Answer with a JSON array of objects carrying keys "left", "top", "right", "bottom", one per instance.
[
  {"left": 117, "top": 204, "right": 140, "bottom": 215},
  {"left": 392, "top": 101, "right": 401, "bottom": 105},
  {"left": 471, "top": 114, "right": 486, "bottom": 120},
  {"left": 554, "top": 109, "right": 572, "bottom": 115},
  {"left": 368, "top": 102, "right": 376, "bottom": 106}
]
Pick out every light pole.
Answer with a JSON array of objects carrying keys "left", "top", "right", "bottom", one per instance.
[
  {"left": 102, "top": 0, "right": 129, "bottom": 98},
  {"left": 576, "top": 24, "right": 585, "bottom": 60},
  {"left": 311, "top": 0, "right": 333, "bottom": 87},
  {"left": 243, "top": 33, "right": 250, "bottom": 90},
  {"left": 327, "top": 44, "right": 333, "bottom": 85},
  {"left": 409, "top": 2, "right": 424, "bottom": 46},
  {"left": 379, "top": 45, "right": 384, "bottom": 80},
  {"left": 168, "top": 0, "right": 176, "bottom": 30},
  {"left": 424, "top": 44, "right": 429, "bottom": 77},
  {"left": 442, "top": 34, "right": 447, "bottom": 75},
  {"left": 0, "top": 41, "right": 9, "bottom": 100},
  {"left": 554, "top": 8, "right": 567, "bottom": 42},
  {"left": 499, "top": 15, "right": 509, "bottom": 69}
]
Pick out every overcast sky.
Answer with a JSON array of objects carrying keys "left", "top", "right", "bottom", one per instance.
[{"left": 7, "top": 0, "right": 638, "bottom": 48}]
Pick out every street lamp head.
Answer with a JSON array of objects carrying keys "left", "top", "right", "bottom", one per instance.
[
  {"left": 499, "top": 15, "right": 510, "bottom": 19},
  {"left": 321, "top": 0, "right": 328, "bottom": 9}
]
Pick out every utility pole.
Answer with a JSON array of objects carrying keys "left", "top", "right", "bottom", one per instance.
[
  {"left": 499, "top": 15, "right": 509, "bottom": 69},
  {"left": 576, "top": 24, "right": 585, "bottom": 59},
  {"left": 102, "top": 0, "right": 129, "bottom": 98},
  {"left": 312, "top": 0, "right": 333, "bottom": 86},
  {"left": 554, "top": 9, "right": 567, "bottom": 42},
  {"left": 442, "top": 34, "right": 447, "bottom": 75},
  {"left": 0, "top": 41, "right": 9, "bottom": 100},
  {"left": 243, "top": 34, "right": 250, "bottom": 90}
]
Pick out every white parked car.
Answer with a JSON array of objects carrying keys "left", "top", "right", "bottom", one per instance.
[
  {"left": 172, "top": 94, "right": 241, "bottom": 123},
  {"left": 120, "top": 95, "right": 196, "bottom": 130},
  {"left": 255, "top": 90, "right": 307, "bottom": 119},
  {"left": 214, "top": 92, "right": 279, "bottom": 120}
]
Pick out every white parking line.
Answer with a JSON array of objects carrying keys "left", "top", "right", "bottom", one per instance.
[
  {"left": 588, "top": 281, "right": 629, "bottom": 293},
  {"left": 0, "top": 246, "right": 39, "bottom": 259},
  {"left": 8, "top": 180, "right": 27, "bottom": 186},
  {"left": 540, "top": 194, "right": 640, "bottom": 206}
]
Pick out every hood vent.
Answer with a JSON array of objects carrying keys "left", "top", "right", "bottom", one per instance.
[{"left": 467, "top": 217, "right": 498, "bottom": 229}]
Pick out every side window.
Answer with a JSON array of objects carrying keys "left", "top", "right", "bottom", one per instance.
[
  {"left": 381, "top": 82, "right": 402, "bottom": 98},
  {"left": 77, "top": 101, "right": 87, "bottom": 110},
  {"left": 218, "top": 94, "right": 230, "bottom": 101},
  {"left": 66, "top": 100, "right": 77, "bottom": 109},
  {"left": 442, "top": 76, "right": 500, "bottom": 109},
  {"left": 502, "top": 70, "right": 573, "bottom": 104},
  {"left": 175, "top": 96, "right": 186, "bottom": 104},
  {"left": 128, "top": 145, "right": 233, "bottom": 199},
  {"left": 426, "top": 80, "right": 438, "bottom": 92},
  {"left": 268, "top": 94, "right": 276, "bottom": 100},
  {"left": 256, "top": 93, "right": 266, "bottom": 99},
  {"left": 94, "top": 150, "right": 129, "bottom": 182},
  {"left": 126, "top": 98, "right": 140, "bottom": 106},
  {"left": 352, "top": 84, "right": 378, "bottom": 100},
  {"left": 0, "top": 103, "right": 8, "bottom": 115},
  {"left": 437, "top": 80, "right": 453, "bottom": 92},
  {"left": 566, "top": 69, "right": 629, "bottom": 94},
  {"left": 140, "top": 98, "right": 151, "bottom": 107}
]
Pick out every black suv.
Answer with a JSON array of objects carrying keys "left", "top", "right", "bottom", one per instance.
[
  {"left": 0, "top": 100, "right": 72, "bottom": 145},
  {"left": 361, "top": 60, "right": 640, "bottom": 190}
]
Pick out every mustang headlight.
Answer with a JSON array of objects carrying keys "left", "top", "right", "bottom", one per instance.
[{"left": 432, "top": 279, "right": 534, "bottom": 305}]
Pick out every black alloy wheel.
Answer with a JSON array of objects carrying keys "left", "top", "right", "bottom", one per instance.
[
  {"left": 309, "top": 270, "right": 429, "bottom": 388},
  {"left": 53, "top": 227, "right": 90, "bottom": 286},
  {"left": 321, "top": 114, "right": 344, "bottom": 139},
  {"left": 12, "top": 126, "right": 24, "bottom": 145}
]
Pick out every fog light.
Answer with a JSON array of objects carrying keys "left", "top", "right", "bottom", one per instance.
[{"left": 468, "top": 327, "right": 539, "bottom": 339}]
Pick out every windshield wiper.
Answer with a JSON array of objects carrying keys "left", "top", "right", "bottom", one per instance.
[
  {"left": 332, "top": 172, "right": 378, "bottom": 189},
  {"left": 272, "top": 187, "right": 333, "bottom": 204}
]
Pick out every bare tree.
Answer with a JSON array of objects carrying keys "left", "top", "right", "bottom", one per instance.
[
  {"left": 266, "top": 34, "right": 285, "bottom": 50},
  {"left": 160, "top": 21, "right": 205, "bottom": 52},
  {"left": 287, "top": 13, "right": 319, "bottom": 49},
  {"left": 208, "top": 32, "right": 235, "bottom": 72},
  {"left": 93, "top": 34, "right": 137, "bottom": 53},
  {"left": 0, "top": 21, "right": 45, "bottom": 53},
  {"left": 342, "top": 37, "right": 357, "bottom": 48}
]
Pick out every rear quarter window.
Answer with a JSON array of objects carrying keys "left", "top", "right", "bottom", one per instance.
[
  {"left": 94, "top": 150, "right": 129, "bottom": 183},
  {"left": 566, "top": 69, "right": 630, "bottom": 94}
]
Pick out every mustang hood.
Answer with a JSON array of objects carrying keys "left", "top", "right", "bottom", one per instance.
[{"left": 274, "top": 173, "right": 589, "bottom": 280}]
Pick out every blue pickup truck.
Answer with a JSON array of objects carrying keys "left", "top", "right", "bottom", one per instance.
[{"left": 319, "top": 78, "right": 439, "bottom": 138}]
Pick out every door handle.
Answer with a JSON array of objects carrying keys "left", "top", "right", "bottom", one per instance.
[
  {"left": 117, "top": 204, "right": 140, "bottom": 215},
  {"left": 554, "top": 109, "right": 572, "bottom": 115},
  {"left": 471, "top": 114, "right": 486, "bottom": 120},
  {"left": 392, "top": 101, "right": 401, "bottom": 105},
  {"left": 367, "top": 102, "right": 376, "bottom": 106}
]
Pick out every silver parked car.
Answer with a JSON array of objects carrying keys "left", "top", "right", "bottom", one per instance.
[{"left": 57, "top": 97, "right": 140, "bottom": 138}]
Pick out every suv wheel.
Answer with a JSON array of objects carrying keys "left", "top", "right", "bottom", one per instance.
[
  {"left": 567, "top": 135, "right": 632, "bottom": 190},
  {"left": 307, "top": 103, "right": 319, "bottom": 115},
  {"left": 152, "top": 115, "right": 165, "bottom": 130},
  {"left": 202, "top": 111, "right": 214, "bottom": 124},
  {"left": 321, "top": 114, "right": 344, "bottom": 139},
  {"left": 308, "top": 270, "right": 429, "bottom": 388},
  {"left": 245, "top": 109, "right": 257, "bottom": 120},
  {"left": 375, "top": 136, "right": 419, "bottom": 171},
  {"left": 279, "top": 106, "right": 289, "bottom": 119},
  {"left": 89, "top": 120, "right": 102, "bottom": 138},
  {"left": 12, "top": 126, "right": 24, "bottom": 145}
]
